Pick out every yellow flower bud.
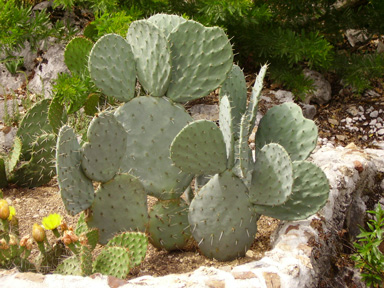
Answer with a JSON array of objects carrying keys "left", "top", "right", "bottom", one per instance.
[
  {"left": 0, "top": 199, "right": 10, "bottom": 220},
  {"left": 32, "top": 223, "right": 45, "bottom": 243}
]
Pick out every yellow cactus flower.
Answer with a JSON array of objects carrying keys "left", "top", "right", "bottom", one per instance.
[
  {"left": 8, "top": 206, "right": 16, "bottom": 221},
  {"left": 42, "top": 213, "right": 62, "bottom": 230}
]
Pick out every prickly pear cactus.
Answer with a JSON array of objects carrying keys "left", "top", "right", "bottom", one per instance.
[
  {"left": 170, "top": 64, "right": 330, "bottom": 261},
  {"left": 57, "top": 13, "right": 234, "bottom": 249}
]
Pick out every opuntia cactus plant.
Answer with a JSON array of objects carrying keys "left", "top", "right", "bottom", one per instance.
[
  {"left": 0, "top": 99, "right": 65, "bottom": 188},
  {"left": 170, "top": 64, "right": 330, "bottom": 261},
  {"left": 56, "top": 13, "right": 234, "bottom": 251}
]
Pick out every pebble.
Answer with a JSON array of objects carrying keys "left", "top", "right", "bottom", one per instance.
[
  {"left": 370, "top": 111, "right": 379, "bottom": 118},
  {"left": 370, "top": 119, "right": 377, "bottom": 126},
  {"left": 378, "top": 129, "right": 384, "bottom": 136}
]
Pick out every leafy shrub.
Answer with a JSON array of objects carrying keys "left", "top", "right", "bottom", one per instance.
[{"left": 352, "top": 204, "right": 384, "bottom": 287}]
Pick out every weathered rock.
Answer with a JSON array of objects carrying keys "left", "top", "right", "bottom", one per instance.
[
  {"left": 189, "top": 104, "right": 219, "bottom": 121},
  {"left": 345, "top": 29, "right": 369, "bottom": 47},
  {"left": 302, "top": 104, "right": 317, "bottom": 120},
  {"left": 303, "top": 69, "right": 332, "bottom": 105}
]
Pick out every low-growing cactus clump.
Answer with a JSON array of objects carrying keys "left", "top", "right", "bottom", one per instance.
[{"left": 55, "top": 13, "right": 329, "bottom": 263}]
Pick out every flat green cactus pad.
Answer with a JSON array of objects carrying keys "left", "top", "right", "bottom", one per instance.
[
  {"left": 87, "top": 173, "right": 148, "bottom": 244},
  {"left": 189, "top": 171, "right": 259, "bottom": 261},
  {"left": 64, "top": 36, "right": 94, "bottom": 75},
  {"left": 219, "top": 64, "right": 247, "bottom": 139},
  {"left": 148, "top": 198, "right": 191, "bottom": 251},
  {"left": 166, "top": 20, "right": 233, "bottom": 103},
  {"left": 17, "top": 99, "right": 52, "bottom": 160},
  {"left": 93, "top": 246, "right": 131, "bottom": 279},
  {"left": 6, "top": 136, "right": 22, "bottom": 175},
  {"left": 147, "top": 14, "right": 186, "bottom": 37},
  {"left": 219, "top": 95, "right": 235, "bottom": 168},
  {"left": 170, "top": 120, "right": 228, "bottom": 175},
  {"left": 253, "top": 161, "right": 330, "bottom": 220},
  {"left": 81, "top": 111, "right": 127, "bottom": 183},
  {"left": 115, "top": 96, "right": 193, "bottom": 199},
  {"left": 10, "top": 133, "right": 57, "bottom": 187},
  {"left": 56, "top": 126, "right": 94, "bottom": 216},
  {"left": 127, "top": 20, "right": 171, "bottom": 97},
  {"left": 54, "top": 256, "right": 82, "bottom": 276},
  {"left": 88, "top": 34, "right": 136, "bottom": 102},
  {"left": 255, "top": 102, "right": 318, "bottom": 161},
  {"left": 249, "top": 143, "right": 293, "bottom": 206}
]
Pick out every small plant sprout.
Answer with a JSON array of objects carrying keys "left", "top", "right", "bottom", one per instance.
[{"left": 42, "top": 213, "right": 62, "bottom": 238}]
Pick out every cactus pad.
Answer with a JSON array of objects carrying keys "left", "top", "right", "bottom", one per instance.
[
  {"left": 255, "top": 102, "right": 318, "bottom": 161},
  {"left": 166, "top": 20, "right": 233, "bottom": 103},
  {"left": 106, "top": 232, "right": 148, "bottom": 268},
  {"left": 56, "top": 126, "right": 94, "bottom": 216},
  {"left": 55, "top": 256, "right": 82, "bottom": 276},
  {"left": 126, "top": 20, "right": 171, "bottom": 97},
  {"left": 189, "top": 171, "right": 259, "bottom": 261},
  {"left": 147, "top": 14, "right": 186, "bottom": 37},
  {"left": 219, "top": 64, "right": 247, "bottom": 138},
  {"left": 249, "top": 143, "right": 293, "bottom": 206},
  {"left": 253, "top": 161, "right": 329, "bottom": 220},
  {"left": 81, "top": 111, "right": 127, "bottom": 183},
  {"left": 170, "top": 120, "right": 227, "bottom": 175},
  {"left": 148, "top": 198, "right": 191, "bottom": 251},
  {"left": 64, "top": 36, "right": 94, "bottom": 75},
  {"left": 87, "top": 173, "right": 148, "bottom": 244},
  {"left": 93, "top": 246, "right": 131, "bottom": 279},
  {"left": 115, "top": 96, "right": 193, "bottom": 199},
  {"left": 89, "top": 34, "right": 136, "bottom": 102}
]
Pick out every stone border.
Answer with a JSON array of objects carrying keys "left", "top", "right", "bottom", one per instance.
[{"left": 1, "top": 145, "right": 383, "bottom": 287}]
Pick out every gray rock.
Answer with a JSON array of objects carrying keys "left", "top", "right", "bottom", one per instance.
[
  {"left": 303, "top": 69, "right": 332, "bottom": 105},
  {"left": 273, "top": 90, "right": 294, "bottom": 103},
  {"left": 28, "top": 43, "right": 69, "bottom": 96},
  {"left": 370, "top": 111, "right": 379, "bottom": 118},
  {"left": 377, "top": 129, "right": 384, "bottom": 136},
  {"left": 364, "top": 90, "right": 381, "bottom": 98},
  {"left": 302, "top": 104, "right": 316, "bottom": 119},
  {"left": 347, "top": 106, "right": 359, "bottom": 117},
  {"left": 345, "top": 29, "right": 369, "bottom": 47},
  {"left": 378, "top": 41, "right": 384, "bottom": 53},
  {"left": 0, "top": 64, "right": 27, "bottom": 93},
  {"left": 189, "top": 104, "right": 219, "bottom": 121}
]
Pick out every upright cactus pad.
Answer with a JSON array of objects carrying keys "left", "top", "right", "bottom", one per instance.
[
  {"left": 114, "top": 96, "right": 193, "bottom": 199},
  {"left": 166, "top": 20, "right": 233, "bottom": 102},
  {"left": 93, "top": 246, "right": 131, "bottom": 279},
  {"left": 255, "top": 102, "right": 318, "bottom": 161},
  {"left": 219, "top": 95, "right": 235, "bottom": 167},
  {"left": 219, "top": 64, "right": 247, "bottom": 139},
  {"left": 81, "top": 111, "right": 127, "bottom": 183},
  {"left": 170, "top": 120, "right": 227, "bottom": 175},
  {"left": 126, "top": 20, "right": 171, "bottom": 97},
  {"left": 17, "top": 99, "right": 52, "bottom": 160},
  {"left": 56, "top": 126, "right": 94, "bottom": 216},
  {"left": 148, "top": 198, "right": 191, "bottom": 251},
  {"left": 89, "top": 34, "right": 136, "bottom": 102},
  {"left": 64, "top": 37, "right": 94, "bottom": 76},
  {"left": 249, "top": 143, "right": 293, "bottom": 206},
  {"left": 147, "top": 14, "right": 186, "bottom": 37},
  {"left": 6, "top": 136, "right": 22, "bottom": 175},
  {"left": 9, "top": 133, "right": 56, "bottom": 187},
  {"left": 189, "top": 171, "right": 259, "bottom": 261},
  {"left": 253, "top": 161, "right": 329, "bottom": 220},
  {"left": 87, "top": 173, "right": 148, "bottom": 244}
]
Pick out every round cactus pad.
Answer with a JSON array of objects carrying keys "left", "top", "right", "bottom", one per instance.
[
  {"left": 56, "top": 126, "right": 94, "bottom": 216},
  {"left": 253, "top": 161, "right": 330, "bottom": 220},
  {"left": 93, "top": 246, "right": 131, "bottom": 279},
  {"left": 64, "top": 36, "right": 94, "bottom": 75},
  {"left": 88, "top": 34, "right": 136, "bottom": 102},
  {"left": 166, "top": 20, "right": 233, "bottom": 103},
  {"left": 189, "top": 171, "right": 259, "bottom": 261},
  {"left": 249, "top": 143, "right": 293, "bottom": 206},
  {"left": 81, "top": 111, "right": 127, "bottom": 183},
  {"left": 148, "top": 198, "right": 191, "bottom": 251},
  {"left": 127, "top": 20, "right": 171, "bottom": 97},
  {"left": 170, "top": 120, "right": 228, "bottom": 175},
  {"left": 87, "top": 173, "right": 148, "bottom": 244},
  {"left": 147, "top": 14, "right": 187, "bottom": 37},
  {"left": 114, "top": 96, "right": 193, "bottom": 199},
  {"left": 255, "top": 102, "right": 318, "bottom": 161}
]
